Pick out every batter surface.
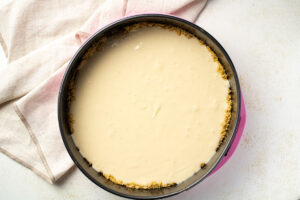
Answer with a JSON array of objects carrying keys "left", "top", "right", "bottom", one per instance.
[{"left": 70, "top": 25, "right": 230, "bottom": 188}]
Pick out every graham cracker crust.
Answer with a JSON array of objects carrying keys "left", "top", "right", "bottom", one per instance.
[{"left": 67, "top": 22, "right": 232, "bottom": 189}]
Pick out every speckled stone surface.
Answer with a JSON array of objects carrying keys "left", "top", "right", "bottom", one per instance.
[{"left": 0, "top": 0, "right": 299, "bottom": 199}]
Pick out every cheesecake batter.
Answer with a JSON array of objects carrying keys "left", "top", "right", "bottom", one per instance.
[{"left": 70, "top": 24, "right": 231, "bottom": 188}]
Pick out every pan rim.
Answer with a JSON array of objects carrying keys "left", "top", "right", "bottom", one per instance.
[{"left": 58, "top": 13, "right": 241, "bottom": 200}]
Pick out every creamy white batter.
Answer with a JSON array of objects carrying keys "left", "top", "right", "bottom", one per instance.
[{"left": 71, "top": 25, "right": 230, "bottom": 188}]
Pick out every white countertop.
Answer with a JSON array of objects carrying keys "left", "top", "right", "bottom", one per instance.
[{"left": 0, "top": 0, "right": 299, "bottom": 199}]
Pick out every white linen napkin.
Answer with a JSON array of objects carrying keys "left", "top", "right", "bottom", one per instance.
[{"left": 0, "top": 0, "right": 207, "bottom": 183}]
